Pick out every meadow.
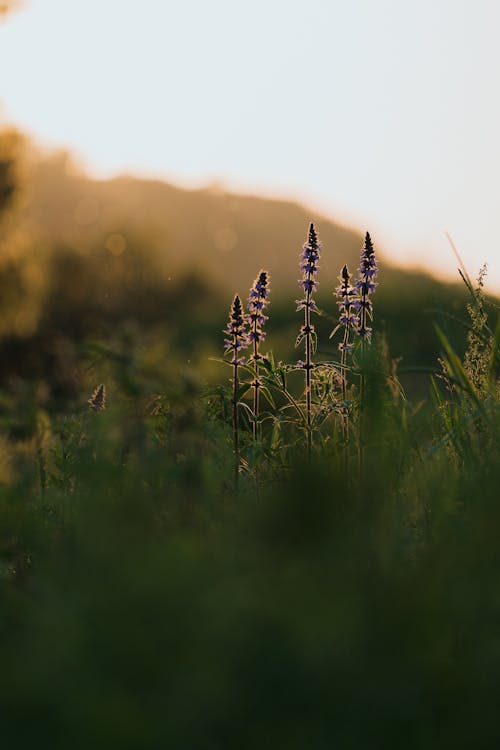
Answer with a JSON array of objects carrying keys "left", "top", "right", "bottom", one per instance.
[{"left": 0, "top": 133, "right": 499, "bottom": 748}]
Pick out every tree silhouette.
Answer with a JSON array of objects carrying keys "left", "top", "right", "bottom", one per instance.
[{"left": 0, "top": 129, "right": 23, "bottom": 219}]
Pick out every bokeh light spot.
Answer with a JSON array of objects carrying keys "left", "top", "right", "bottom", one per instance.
[{"left": 105, "top": 233, "right": 127, "bottom": 256}]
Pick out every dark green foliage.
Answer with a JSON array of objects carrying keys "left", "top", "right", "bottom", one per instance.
[
  {"left": 0, "top": 378, "right": 499, "bottom": 748},
  {"left": 0, "top": 254, "right": 497, "bottom": 749}
]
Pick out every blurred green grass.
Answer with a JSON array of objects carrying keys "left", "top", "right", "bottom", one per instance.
[{"left": 0, "top": 403, "right": 499, "bottom": 749}]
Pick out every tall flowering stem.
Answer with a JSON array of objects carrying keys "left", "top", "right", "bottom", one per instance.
[
  {"left": 355, "top": 232, "right": 378, "bottom": 465},
  {"left": 297, "top": 222, "right": 321, "bottom": 454},
  {"left": 247, "top": 270, "right": 270, "bottom": 440},
  {"left": 224, "top": 294, "right": 248, "bottom": 484},
  {"left": 356, "top": 232, "right": 378, "bottom": 344},
  {"left": 335, "top": 264, "right": 357, "bottom": 440}
]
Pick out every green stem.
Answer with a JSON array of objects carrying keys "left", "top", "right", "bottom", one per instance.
[
  {"left": 233, "top": 334, "right": 240, "bottom": 489},
  {"left": 341, "top": 324, "right": 350, "bottom": 443},
  {"left": 252, "top": 319, "right": 259, "bottom": 441},
  {"left": 359, "top": 295, "right": 367, "bottom": 471},
  {"left": 305, "top": 288, "right": 312, "bottom": 455}
]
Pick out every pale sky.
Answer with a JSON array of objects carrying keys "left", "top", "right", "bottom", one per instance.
[{"left": 1, "top": 0, "right": 500, "bottom": 290}]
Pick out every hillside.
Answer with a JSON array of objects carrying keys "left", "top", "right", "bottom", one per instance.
[
  {"left": 21, "top": 152, "right": 370, "bottom": 296},
  {"left": 0, "top": 145, "right": 476, "bottom": 399}
]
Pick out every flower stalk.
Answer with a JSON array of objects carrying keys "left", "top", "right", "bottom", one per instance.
[
  {"left": 224, "top": 294, "right": 248, "bottom": 484},
  {"left": 355, "top": 232, "right": 378, "bottom": 465},
  {"left": 247, "top": 270, "right": 270, "bottom": 440},
  {"left": 335, "top": 264, "right": 357, "bottom": 440},
  {"left": 297, "top": 222, "right": 321, "bottom": 454},
  {"left": 356, "top": 231, "right": 378, "bottom": 345}
]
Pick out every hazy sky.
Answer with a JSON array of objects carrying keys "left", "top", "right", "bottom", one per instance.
[{"left": 1, "top": 0, "right": 499, "bottom": 289}]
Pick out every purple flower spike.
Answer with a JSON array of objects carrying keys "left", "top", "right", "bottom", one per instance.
[
  {"left": 356, "top": 232, "right": 378, "bottom": 341},
  {"left": 247, "top": 270, "right": 270, "bottom": 356},
  {"left": 296, "top": 223, "right": 321, "bottom": 323},
  {"left": 334, "top": 264, "right": 358, "bottom": 351},
  {"left": 224, "top": 294, "right": 248, "bottom": 362},
  {"left": 299, "top": 222, "right": 321, "bottom": 288},
  {"left": 297, "top": 222, "right": 321, "bottom": 453}
]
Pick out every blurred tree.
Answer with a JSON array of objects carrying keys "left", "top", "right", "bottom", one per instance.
[
  {"left": 1, "top": 0, "right": 24, "bottom": 214},
  {"left": 0, "top": 128, "right": 24, "bottom": 219}
]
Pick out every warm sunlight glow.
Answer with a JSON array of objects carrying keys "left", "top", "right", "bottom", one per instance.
[{"left": 1, "top": 0, "right": 500, "bottom": 289}]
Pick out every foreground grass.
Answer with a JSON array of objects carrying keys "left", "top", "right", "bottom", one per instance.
[
  {"left": 0, "top": 221, "right": 498, "bottom": 747},
  {"left": 0, "top": 349, "right": 498, "bottom": 749}
]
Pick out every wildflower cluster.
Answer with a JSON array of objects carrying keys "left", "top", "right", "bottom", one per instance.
[
  {"left": 220, "top": 222, "right": 379, "bottom": 474},
  {"left": 222, "top": 274, "right": 272, "bottom": 459},
  {"left": 334, "top": 232, "right": 378, "bottom": 350}
]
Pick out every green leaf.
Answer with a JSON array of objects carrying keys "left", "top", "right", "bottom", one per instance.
[
  {"left": 295, "top": 331, "right": 306, "bottom": 349},
  {"left": 238, "top": 401, "right": 254, "bottom": 419},
  {"left": 259, "top": 356, "right": 274, "bottom": 373},
  {"left": 270, "top": 420, "right": 281, "bottom": 450},
  {"left": 435, "top": 325, "right": 482, "bottom": 408},
  {"left": 329, "top": 323, "right": 341, "bottom": 340},
  {"left": 235, "top": 382, "right": 251, "bottom": 401},
  {"left": 488, "top": 314, "right": 500, "bottom": 383},
  {"left": 310, "top": 329, "right": 318, "bottom": 354},
  {"left": 260, "top": 386, "right": 276, "bottom": 409}
]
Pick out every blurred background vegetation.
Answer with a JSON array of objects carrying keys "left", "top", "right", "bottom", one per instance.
[{"left": 0, "top": 128, "right": 474, "bottom": 410}]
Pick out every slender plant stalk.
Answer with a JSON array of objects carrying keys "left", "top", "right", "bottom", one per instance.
[
  {"left": 224, "top": 294, "right": 248, "bottom": 488},
  {"left": 232, "top": 339, "right": 240, "bottom": 484},
  {"left": 247, "top": 270, "right": 270, "bottom": 442},
  {"left": 340, "top": 333, "right": 350, "bottom": 442},
  {"left": 305, "top": 283, "right": 312, "bottom": 454},
  {"left": 358, "top": 277, "right": 369, "bottom": 462},
  {"left": 252, "top": 322, "right": 259, "bottom": 440},
  {"left": 297, "top": 223, "right": 321, "bottom": 456},
  {"left": 335, "top": 264, "right": 356, "bottom": 444},
  {"left": 359, "top": 343, "right": 366, "bottom": 470},
  {"left": 355, "top": 232, "right": 378, "bottom": 467}
]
